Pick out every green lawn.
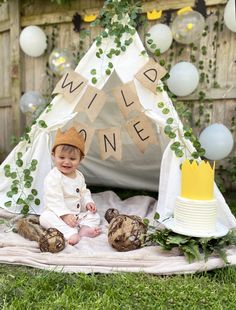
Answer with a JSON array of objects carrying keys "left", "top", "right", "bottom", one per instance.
[{"left": 1, "top": 191, "right": 236, "bottom": 309}]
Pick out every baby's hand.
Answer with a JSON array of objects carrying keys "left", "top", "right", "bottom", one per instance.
[
  {"left": 86, "top": 202, "right": 97, "bottom": 213},
  {"left": 61, "top": 214, "right": 78, "bottom": 227}
]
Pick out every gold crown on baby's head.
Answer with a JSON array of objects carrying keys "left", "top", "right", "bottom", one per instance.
[{"left": 52, "top": 127, "right": 85, "bottom": 157}]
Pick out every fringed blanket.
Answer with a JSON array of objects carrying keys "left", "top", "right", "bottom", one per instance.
[{"left": 0, "top": 191, "right": 235, "bottom": 274}]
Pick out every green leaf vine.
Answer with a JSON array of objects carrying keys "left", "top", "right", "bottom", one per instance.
[
  {"left": 4, "top": 152, "right": 40, "bottom": 215},
  {"left": 156, "top": 87, "right": 205, "bottom": 160},
  {"left": 90, "top": 0, "right": 143, "bottom": 84}
]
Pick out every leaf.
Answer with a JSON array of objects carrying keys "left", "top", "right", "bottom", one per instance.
[
  {"left": 34, "top": 198, "right": 40, "bottom": 206},
  {"left": 164, "top": 125, "right": 172, "bottom": 135},
  {"left": 157, "top": 102, "right": 164, "bottom": 108},
  {"left": 168, "top": 132, "right": 177, "bottom": 139},
  {"left": 10, "top": 172, "right": 17, "bottom": 179},
  {"left": 181, "top": 242, "right": 201, "bottom": 263},
  {"left": 16, "top": 159, "right": 23, "bottom": 167},
  {"left": 27, "top": 194, "right": 34, "bottom": 201},
  {"left": 24, "top": 181, "right": 31, "bottom": 188},
  {"left": 17, "top": 152, "right": 23, "bottom": 159},
  {"left": 5, "top": 171, "right": 11, "bottom": 177},
  {"left": 166, "top": 118, "right": 174, "bottom": 124},
  {"left": 4, "top": 201, "right": 12, "bottom": 207},
  {"left": 31, "top": 159, "right": 38, "bottom": 166},
  {"left": 154, "top": 212, "right": 160, "bottom": 220},
  {"left": 21, "top": 205, "right": 29, "bottom": 215},
  {"left": 92, "top": 77, "right": 97, "bottom": 84},
  {"left": 215, "top": 248, "right": 229, "bottom": 264},
  {"left": 167, "top": 234, "right": 189, "bottom": 245},
  {"left": 162, "top": 108, "right": 170, "bottom": 115},
  {"left": 4, "top": 164, "right": 10, "bottom": 171},
  {"left": 143, "top": 218, "right": 149, "bottom": 226},
  {"left": 23, "top": 169, "right": 31, "bottom": 176},
  {"left": 11, "top": 187, "right": 18, "bottom": 194},
  {"left": 31, "top": 189, "right": 38, "bottom": 196},
  {"left": 24, "top": 176, "right": 33, "bottom": 183},
  {"left": 175, "top": 149, "right": 184, "bottom": 158},
  {"left": 16, "top": 198, "right": 25, "bottom": 205},
  {"left": 6, "top": 191, "right": 13, "bottom": 198},
  {"left": 38, "top": 120, "right": 47, "bottom": 128}
]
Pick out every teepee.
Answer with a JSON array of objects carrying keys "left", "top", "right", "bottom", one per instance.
[{"left": 0, "top": 12, "right": 235, "bottom": 230}]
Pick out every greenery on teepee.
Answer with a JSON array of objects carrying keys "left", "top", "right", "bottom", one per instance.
[{"left": 3, "top": 152, "right": 40, "bottom": 214}]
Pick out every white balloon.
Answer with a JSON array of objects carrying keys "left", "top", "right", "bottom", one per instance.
[
  {"left": 224, "top": 0, "right": 236, "bottom": 32},
  {"left": 19, "top": 25, "right": 47, "bottom": 57},
  {"left": 20, "top": 91, "right": 46, "bottom": 114},
  {"left": 145, "top": 24, "right": 173, "bottom": 54},
  {"left": 167, "top": 62, "right": 199, "bottom": 96},
  {"left": 199, "top": 123, "right": 234, "bottom": 160}
]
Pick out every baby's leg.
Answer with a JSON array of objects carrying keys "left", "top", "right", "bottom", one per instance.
[
  {"left": 79, "top": 225, "right": 101, "bottom": 238},
  {"left": 67, "top": 233, "right": 81, "bottom": 245},
  {"left": 68, "top": 226, "right": 101, "bottom": 245},
  {"left": 68, "top": 212, "right": 101, "bottom": 245},
  {"left": 40, "top": 210, "right": 78, "bottom": 240}
]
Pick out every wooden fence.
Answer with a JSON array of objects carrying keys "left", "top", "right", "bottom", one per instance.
[{"left": 0, "top": 0, "right": 235, "bottom": 169}]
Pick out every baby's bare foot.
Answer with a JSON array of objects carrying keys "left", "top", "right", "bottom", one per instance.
[
  {"left": 68, "top": 233, "right": 81, "bottom": 245},
  {"left": 79, "top": 226, "right": 101, "bottom": 238}
]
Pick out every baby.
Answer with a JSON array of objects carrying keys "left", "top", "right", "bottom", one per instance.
[{"left": 40, "top": 127, "right": 101, "bottom": 245}]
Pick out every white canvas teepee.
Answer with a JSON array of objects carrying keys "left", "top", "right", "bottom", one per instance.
[{"left": 0, "top": 20, "right": 235, "bottom": 231}]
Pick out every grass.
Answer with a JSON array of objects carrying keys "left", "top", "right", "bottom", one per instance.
[
  {"left": 1, "top": 265, "right": 236, "bottom": 309},
  {"left": 0, "top": 190, "right": 236, "bottom": 309}
]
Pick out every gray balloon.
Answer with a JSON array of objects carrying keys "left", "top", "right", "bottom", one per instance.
[
  {"left": 49, "top": 48, "right": 76, "bottom": 76},
  {"left": 20, "top": 91, "right": 46, "bottom": 114}
]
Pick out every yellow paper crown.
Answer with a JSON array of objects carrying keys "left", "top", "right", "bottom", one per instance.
[
  {"left": 181, "top": 160, "right": 215, "bottom": 200},
  {"left": 83, "top": 14, "right": 97, "bottom": 22},
  {"left": 177, "top": 7, "right": 193, "bottom": 15},
  {"left": 147, "top": 10, "right": 162, "bottom": 20},
  {"left": 52, "top": 127, "right": 85, "bottom": 157}
]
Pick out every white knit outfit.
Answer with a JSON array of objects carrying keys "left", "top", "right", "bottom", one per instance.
[{"left": 40, "top": 167, "right": 100, "bottom": 240}]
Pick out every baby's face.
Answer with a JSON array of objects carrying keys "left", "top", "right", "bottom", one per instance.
[{"left": 53, "top": 145, "right": 81, "bottom": 178}]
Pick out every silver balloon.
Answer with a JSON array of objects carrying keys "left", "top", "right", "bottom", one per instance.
[
  {"left": 171, "top": 10, "right": 205, "bottom": 44},
  {"left": 48, "top": 48, "right": 76, "bottom": 76},
  {"left": 20, "top": 91, "right": 46, "bottom": 114}
]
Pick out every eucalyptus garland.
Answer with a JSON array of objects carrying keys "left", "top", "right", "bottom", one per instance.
[
  {"left": 90, "top": 0, "right": 143, "bottom": 84},
  {"left": 4, "top": 152, "right": 40, "bottom": 214}
]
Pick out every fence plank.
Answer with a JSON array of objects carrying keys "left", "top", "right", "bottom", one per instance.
[{"left": 9, "top": 0, "right": 24, "bottom": 139}]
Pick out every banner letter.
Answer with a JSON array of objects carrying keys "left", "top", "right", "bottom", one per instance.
[
  {"left": 135, "top": 59, "right": 166, "bottom": 94},
  {"left": 98, "top": 127, "right": 122, "bottom": 160},
  {"left": 53, "top": 70, "right": 88, "bottom": 102},
  {"left": 113, "top": 81, "right": 142, "bottom": 118},
  {"left": 125, "top": 113, "right": 157, "bottom": 153}
]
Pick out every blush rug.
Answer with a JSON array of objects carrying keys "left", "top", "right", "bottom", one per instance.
[{"left": 0, "top": 191, "right": 235, "bottom": 274}]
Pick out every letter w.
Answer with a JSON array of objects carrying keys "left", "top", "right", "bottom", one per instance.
[{"left": 61, "top": 73, "right": 84, "bottom": 93}]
